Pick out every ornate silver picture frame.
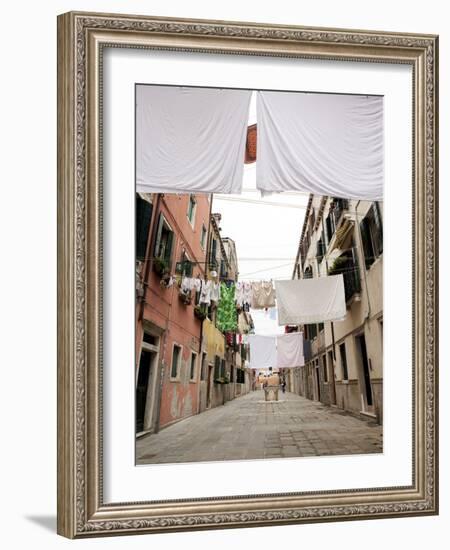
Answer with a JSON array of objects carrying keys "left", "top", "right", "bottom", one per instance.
[{"left": 57, "top": 11, "right": 438, "bottom": 538}]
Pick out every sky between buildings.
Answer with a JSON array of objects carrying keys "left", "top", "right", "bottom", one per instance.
[{"left": 212, "top": 91, "right": 309, "bottom": 335}]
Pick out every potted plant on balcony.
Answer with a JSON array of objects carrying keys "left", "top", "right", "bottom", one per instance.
[
  {"left": 153, "top": 257, "right": 168, "bottom": 277},
  {"left": 193, "top": 304, "right": 207, "bottom": 320},
  {"left": 178, "top": 288, "right": 192, "bottom": 305}
]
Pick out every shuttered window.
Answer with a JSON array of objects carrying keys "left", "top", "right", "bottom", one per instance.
[
  {"left": 154, "top": 213, "right": 175, "bottom": 268},
  {"left": 360, "top": 202, "right": 383, "bottom": 270},
  {"left": 214, "top": 355, "right": 221, "bottom": 379},
  {"left": 136, "top": 196, "right": 152, "bottom": 261}
]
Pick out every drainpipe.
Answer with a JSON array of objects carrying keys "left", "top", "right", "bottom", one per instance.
[{"left": 197, "top": 194, "right": 214, "bottom": 414}]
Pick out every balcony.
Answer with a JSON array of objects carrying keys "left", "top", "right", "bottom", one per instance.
[{"left": 328, "top": 252, "right": 361, "bottom": 305}]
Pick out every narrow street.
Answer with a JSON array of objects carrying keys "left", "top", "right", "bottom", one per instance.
[{"left": 136, "top": 390, "right": 382, "bottom": 464}]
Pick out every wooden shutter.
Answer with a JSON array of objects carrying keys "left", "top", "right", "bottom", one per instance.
[
  {"left": 163, "top": 230, "right": 174, "bottom": 267},
  {"left": 360, "top": 217, "right": 374, "bottom": 269},
  {"left": 372, "top": 202, "right": 383, "bottom": 255},
  {"left": 136, "top": 196, "right": 152, "bottom": 261},
  {"left": 153, "top": 213, "right": 164, "bottom": 258}
]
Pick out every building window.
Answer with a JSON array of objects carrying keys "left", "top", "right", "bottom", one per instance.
[
  {"left": 214, "top": 355, "right": 221, "bottom": 380},
  {"left": 221, "top": 359, "right": 226, "bottom": 379},
  {"left": 171, "top": 344, "right": 182, "bottom": 379},
  {"left": 339, "top": 342, "right": 348, "bottom": 380},
  {"left": 209, "top": 237, "right": 218, "bottom": 269},
  {"left": 318, "top": 323, "right": 324, "bottom": 333},
  {"left": 307, "top": 323, "right": 318, "bottom": 340},
  {"left": 154, "top": 214, "right": 175, "bottom": 268},
  {"left": 176, "top": 250, "right": 193, "bottom": 277},
  {"left": 322, "top": 354, "right": 328, "bottom": 382},
  {"left": 187, "top": 194, "right": 197, "bottom": 225},
  {"left": 189, "top": 352, "right": 197, "bottom": 381},
  {"left": 360, "top": 202, "right": 383, "bottom": 269},
  {"left": 200, "top": 224, "right": 207, "bottom": 249},
  {"left": 136, "top": 195, "right": 153, "bottom": 261},
  {"left": 200, "top": 352, "right": 207, "bottom": 381},
  {"left": 325, "top": 213, "right": 335, "bottom": 245}
]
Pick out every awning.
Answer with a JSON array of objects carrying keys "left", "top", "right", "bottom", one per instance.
[{"left": 330, "top": 218, "right": 354, "bottom": 252}]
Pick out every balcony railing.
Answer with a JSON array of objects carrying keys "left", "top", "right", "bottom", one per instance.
[{"left": 328, "top": 251, "right": 361, "bottom": 304}]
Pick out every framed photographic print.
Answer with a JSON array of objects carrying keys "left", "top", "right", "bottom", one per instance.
[{"left": 57, "top": 11, "right": 439, "bottom": 538}]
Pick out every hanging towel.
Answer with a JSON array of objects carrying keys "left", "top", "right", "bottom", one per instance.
[
  {"left": 276, "top": 333, "right": 305, "bottom": 368},
  {"left": 275, "top": 275, "right": 346, "bottom": 325},
  {"left": 136, "top": 85, "right": 252, "bottom": 194},
  {"left": 217, "top": 283, "right": 238, "bottom": 332},
  {"left": 251, "top": 280, "right": 276, "bottom": 309},
  {"left": 256, "top": 91, "right": 384, "bottom": 201},
  {"left": 248, "top": 335, "right": 277, "bottom": 369}
]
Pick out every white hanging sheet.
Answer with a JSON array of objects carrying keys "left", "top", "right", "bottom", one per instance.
[
  {"left": 276, "top": 333, "right": 305, "bottom": 368},
  {"left": 136, "top": 85, "right": 252, "bottom": 194},
  {"left": 256, "top": 91, "right": 384, "bottom": 201},
  {"left": 275, "top": 275, "right": 346, "bottom": 325},
  {"left": 248, "top": 335, "right": 277, "bottom": 370}
]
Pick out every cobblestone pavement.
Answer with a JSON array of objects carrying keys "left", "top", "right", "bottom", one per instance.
[{"left": 136, "top": 390, "right": 382, "bottom": 465}]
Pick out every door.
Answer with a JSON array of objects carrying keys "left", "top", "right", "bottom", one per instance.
[
  {"left": 356, "top": 333, "right": 374, "bottom": 413},
  {"left": 136, "top": 349, "right": 154, "bottom": 432}
]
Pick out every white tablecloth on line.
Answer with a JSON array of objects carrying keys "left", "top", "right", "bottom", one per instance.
[
  {"left": 256, "top": 91, "right": 384, "bottom": 200},
  {"left": 276, "top": 333, "right": 305, "bottom": 368},
  {"left": 136, "top": 85, "right": 252, "bottom": 194},
  {"left": 247, "top": 335, "right": 277, "bottom": 369},
  {"left": 275, "top": 275, "right": 346, "bottom": 325}
]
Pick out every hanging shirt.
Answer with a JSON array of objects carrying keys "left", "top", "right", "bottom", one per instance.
[
  {"left": 275, "top": 275, "right": 346, "bottom": 325},
  {"left": 251, "top": 280, "right": 276, "bottom": 309},
  {"left": 199, "top": 280, "right": 212, "bottom": 305},
  {"left": 210, "top": 281, "right": 221, "bottom": 303},
  {"left": 217, "top": 283, "right": 238, "bottom": 332},
  {"left": 192, "top": 278, "right": 202, "bottom": 292},
  {"left": 181, "top": 276, "right": 191, "bottom": 293}
]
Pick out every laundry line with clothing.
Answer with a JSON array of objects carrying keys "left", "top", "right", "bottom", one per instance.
[
  {"left": 167, "top": 273, "right": 346, "bottom": 332},
  {"left": 247, "top": 332, "right": 305, "bottom": 370}
]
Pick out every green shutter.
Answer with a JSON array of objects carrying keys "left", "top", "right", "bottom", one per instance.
[
  {"left": 164, "top": 230, "right": 174, "bottom": 267},
  {"left": 153, "top": 213, "right": 164, "bottom": 259},
  {"left": 136, "top": 197, "right": 152, "bottom": 261}
]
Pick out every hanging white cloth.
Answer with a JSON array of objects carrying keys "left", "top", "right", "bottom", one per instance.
[
  {"left": 275, "top": 275, "right": 346, "bottom": 325},
  {"left": 251, "top": 280, "right": 276, "bottom": 309},
  {"left": 248, "top": 335, "right": 277, "bottom": 369},
  {"left": 276, "top": 333, "right": 305, "bottom": 368},
  {"left": 256, "top": 91, "right": 384, "bottom": 201},
  {"left": 210, "top": 282, "right": 221, "bottom": 303},
  {"left": 136, "top": 85, "right": 252, "bottom": 194}
]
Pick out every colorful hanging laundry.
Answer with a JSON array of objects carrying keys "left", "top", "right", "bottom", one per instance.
[{"left": 217, "top": 283, "right": 238, "bottom": 332}]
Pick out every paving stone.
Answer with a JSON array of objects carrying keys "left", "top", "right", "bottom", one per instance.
[{"left": 136, "top": 390, "right": 382, "bottom": 464}]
